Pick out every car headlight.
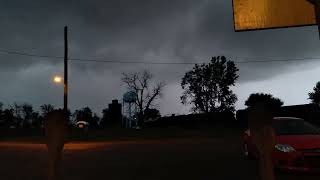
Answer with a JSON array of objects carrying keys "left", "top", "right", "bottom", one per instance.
[{"left": 275, "top": 144, "right": 296, "bottom": 152}]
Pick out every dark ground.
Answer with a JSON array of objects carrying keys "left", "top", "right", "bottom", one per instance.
[{"left": 0, "top": 127, "right": 319, "bottom": 180}]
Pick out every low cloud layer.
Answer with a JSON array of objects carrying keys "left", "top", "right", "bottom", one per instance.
[{"left": 0, "top": 0, "right": 319, "bottom": 115}]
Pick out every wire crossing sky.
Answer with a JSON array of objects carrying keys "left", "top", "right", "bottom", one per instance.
[{"left": 1, "top": 49, "right": 320, "bottom": 65}]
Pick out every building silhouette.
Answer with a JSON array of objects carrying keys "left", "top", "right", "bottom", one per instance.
[
  {"left": 236, "top": 103, "right": 320, "bottom": 128},
  {"left": 108, "top": 100, "right": 122, "bottom": 126}
]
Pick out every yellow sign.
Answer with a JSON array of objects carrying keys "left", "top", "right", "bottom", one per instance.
[{"left": 233, "top": 0, "right": 316, "bottom": 31}]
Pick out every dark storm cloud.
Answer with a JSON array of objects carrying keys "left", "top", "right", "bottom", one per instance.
[
  {"left": 0, "top": 0, "right": 202, "bottom": 73},
  {"left": 0, "top": 0, "right": 319, "bottom": 114},
  {"left": 193, "top": 0, "right": 320, "bottom": 82},
  {"left": 2, "top": 0, "right": 318, "bottom": 79}
]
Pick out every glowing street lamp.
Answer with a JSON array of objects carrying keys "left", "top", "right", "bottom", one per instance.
[{"left": 53, "top": 76, "right": 63, "bottom": 84}]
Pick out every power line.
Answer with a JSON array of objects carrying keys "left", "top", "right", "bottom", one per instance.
[
  {"left": 0, "top": 49, "right": 200, "bottom": 64},
  {"left": 69, "top": 58, "right": 198, "bottom": 64},
  {"left": 1, "top": 48, "right": 320, "bottom": 65},
  {"left": 0, "top": 49, "right": 63, "bottom": 59},
  {"left": 235, "top": 58, "right": 320, "bottom": 63}
]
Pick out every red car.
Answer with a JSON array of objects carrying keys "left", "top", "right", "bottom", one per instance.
[{"left": 243, "top": 117, "right": 320, "bottom": 173}]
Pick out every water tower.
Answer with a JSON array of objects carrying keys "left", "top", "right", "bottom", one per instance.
[{"left": 122, "top": 91, "right": 137, "bottom": 128}]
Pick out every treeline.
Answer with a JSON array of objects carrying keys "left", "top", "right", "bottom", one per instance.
[
  {"left": 144, "top": 111, "right": 237, "bottom": 128},
  {"left": 0, "top": 102, "right": 121, "bottom": 129}
]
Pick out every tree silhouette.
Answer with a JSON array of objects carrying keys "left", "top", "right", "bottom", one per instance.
[
  {"left": 245, "top": 93, "right": 284, "bottom": 112},
  {"left": 308, "top": 81, "right": 320, "bottom": 104},
  {"left": 40, "top": 104, "right": 55, "bottom": 117},
  {"left": 2, "top": 108, "right": 14, "bottom": 128},
  {"left": 122, "top": 70, "right": 165, "bottom": 127},
  {"left": 91, "top": 113, "right": 100, "bottom": 129},
  {"left": 0, "top": 102, "right": 3, "bottom": 113},
  {"left": 181, "top": 56, "right": 239, "bottom": 113},
  {"left": 12, "top": 103, "right": 23, "bottom": 128},
  {"left": 21, "top": 103, "right": 34, "bottom": 128},
  {"left": 31, "top": 112, "right": 43, "bottom": 128},
  {"left": 0, "top": 102, "right": 3, "bottom": 126},
  {"left": 100, "top": 108, "right": 109, "bottom": 128},
  {"left": 73, "top": 107, "right": 98, "bottom": 129},
  {"left": 144, "top": 108, "right": 161, "bottom": 120}
]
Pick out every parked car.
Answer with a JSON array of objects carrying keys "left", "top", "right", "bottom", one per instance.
[{"left": 243, "top": 117, "right": 320, "bottom": 172}]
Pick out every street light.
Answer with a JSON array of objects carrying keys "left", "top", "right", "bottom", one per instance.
[{"left": 53, "top": 76, "right": 63, "bottom": 84}]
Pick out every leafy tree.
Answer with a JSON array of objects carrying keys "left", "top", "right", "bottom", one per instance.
[
  {"left": 0, "top": 102, "right": 3, "bottom": 126},
  {"left": 0, "top": 102, "right": 3, "bottom": 113},
  {"left": 31, "top": 112, "right": 43, "bottom": 128},
  {"left": 2, "top": 108, "right": 14, "bottom": 128},
  {"left": 12, "top": 103, "right": 23, "bottom": 128},
  {"left": 73, "top": 107, "right": 98, "bottom": 128},
  {"left": 100, "top": 108, "right": 108, "bottom": 125},
  {"left": 308, "top": 82, "right": 320, "bottom": 104},
  {"left": 75, "top": 107, "right": 92, "bottom": 122},
  {"left": 91, "top": 113, "right": 100, "bottom": 129},
  {"left": 40, "top": 104, "right": 55, "bottom": 117},
  {"left": 245, "top": 93, "right": 284, "bottom": 112},
  {"left": 181, "top": 56, "right": 239, "bottom": 113},
  {"left": 122, "top": 70, "right": 165, "bottom": 126},
  {"left": 55, "top": 108, "right": 72, "bottom": 124},
  {"left": 245, "top": 93, "right": 283, "bottom": 128},
  {"left": 144, "top": 108, "right": 161, "bottom": 120},
  {"left": 21, "top": 103, "right": 34, "bottom": 128}
]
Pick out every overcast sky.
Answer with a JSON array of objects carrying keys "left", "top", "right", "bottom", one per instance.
[{"left": 1, "top": 0, "right": 320, "bottom": 116}]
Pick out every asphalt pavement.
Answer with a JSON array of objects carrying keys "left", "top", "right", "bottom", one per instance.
[{"left": 0, "top": 137, "right": 318, "bottom": 180}]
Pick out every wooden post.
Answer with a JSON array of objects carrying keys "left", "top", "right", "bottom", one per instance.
[
  {"left": 45, "top": 110, "right": 68, "bottom": 180},
  {"left": 248, "top": 102, "right": 276, "bottom": 180}
]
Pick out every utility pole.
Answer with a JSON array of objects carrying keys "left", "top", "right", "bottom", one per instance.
[{"left": 64, "top": 26, "right": 68, "bottom": 114}]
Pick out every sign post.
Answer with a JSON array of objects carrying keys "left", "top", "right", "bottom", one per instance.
[{"left": 307, "top": 0, "right": 320, "bottom": 38}]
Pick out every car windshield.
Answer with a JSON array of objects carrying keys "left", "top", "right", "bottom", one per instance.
[{"left": 272, "top": 119, "right": 320, "bottom": 135}]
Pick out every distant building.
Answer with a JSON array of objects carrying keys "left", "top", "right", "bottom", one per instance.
[
  {"left": 236, "top": 103, "right": 320, "bottom": 128},
  {"left": 108, "top": 99, "right": 122, "bottom": 126},
  {"left": 278, "top": 104, "right": 320, "bottom": 126}
]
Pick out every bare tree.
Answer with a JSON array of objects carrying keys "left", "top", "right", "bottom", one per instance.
[{"left": 122, "top": 70, "right": 165, "bottom": 126}]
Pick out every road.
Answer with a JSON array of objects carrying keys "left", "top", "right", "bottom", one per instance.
[{"left": 0, "top": 137, "right": 319, "bottom": 180}]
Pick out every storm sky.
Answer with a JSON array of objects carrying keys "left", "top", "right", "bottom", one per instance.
[{"left": 1, "top": 0, "right": 320, "bottom": 116}]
